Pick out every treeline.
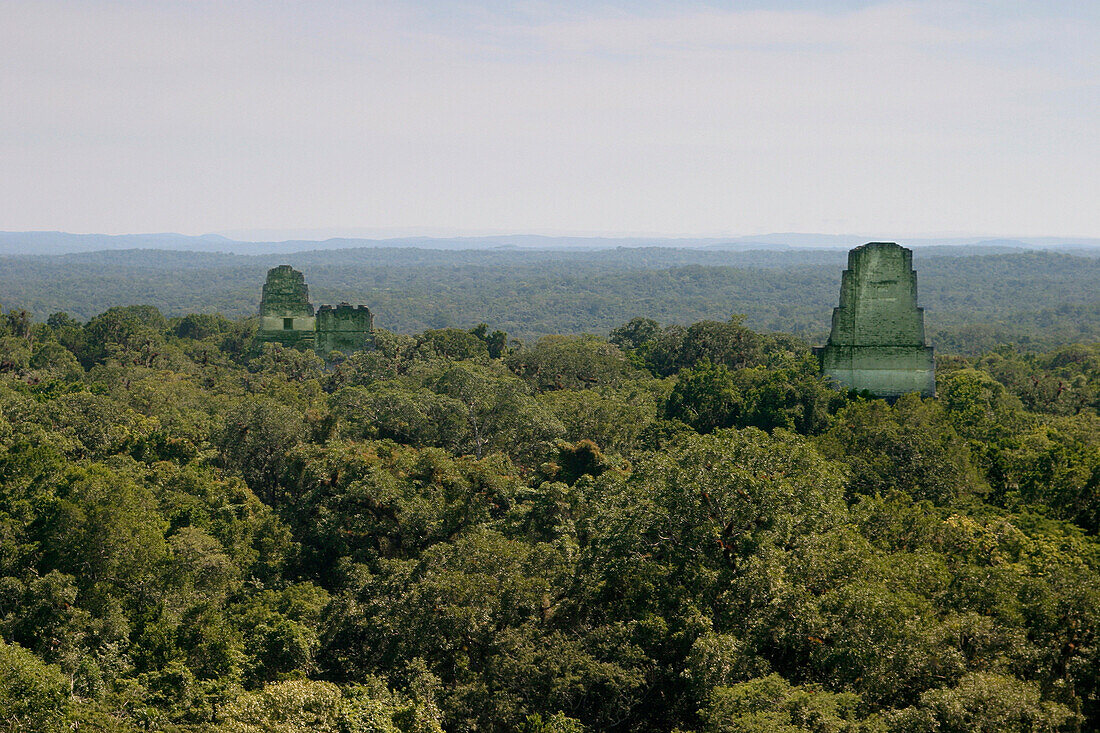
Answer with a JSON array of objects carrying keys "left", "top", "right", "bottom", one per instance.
[
  {"left": 1, "top": 248, "right": 1098, "bottom": 352},
  {"left": 0, "top": 305, "right": 1098, "bottom": 731}
]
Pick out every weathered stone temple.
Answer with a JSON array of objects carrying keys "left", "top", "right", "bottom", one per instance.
[
  {"left": 256, "top": 265, "right": 374, "bottom": 355},
  {"left": 815, "top": 242, "right": 935, "bottom": 398}
]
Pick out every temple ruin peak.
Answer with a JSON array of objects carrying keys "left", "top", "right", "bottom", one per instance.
[
  {"left": 256, "top": 265, "right": 373, "bottom": 355},
  {"left": 815, "top": 242, "right": 935, "bottom": 398}
]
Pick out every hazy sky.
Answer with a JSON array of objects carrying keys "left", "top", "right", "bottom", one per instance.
[{"left": 2, "top": 0, "right": 1097, "bottom": 237}]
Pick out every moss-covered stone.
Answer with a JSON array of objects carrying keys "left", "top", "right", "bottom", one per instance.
[
  {"left": 257, "top": 266, "right": 317, "bottom": 347},
  {"left": 255, "top": 266, "right": 373, "bottom": 354},
  {"left": 816, "top": 243, "right": 935, "bottom": 398},
  {"left": 316, "top": 304, "right": 374, "bottom": 355}
]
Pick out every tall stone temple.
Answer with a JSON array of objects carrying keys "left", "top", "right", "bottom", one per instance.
[
  {"left": 815, "top": 242, "right": 935, "bottom": 398},
  {"left": 256, "top": 265, "right": 374, "bottom": 355}
]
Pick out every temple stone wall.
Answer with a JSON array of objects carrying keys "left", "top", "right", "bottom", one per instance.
[
  {"left": 260, "top": 265, "right": 315, "bottom": 317},
  {"left": 260, "top": 315, "right": 316, "bottom": 332},
  {"left": 255, "top": 266, "right": 372, "bottom": 354},
  {"left": 316, "top": 304, "right": 374, "bottom": 355},
  {"left": 256, "top": 265, "right": 317, "bottom": 347},
  {"left": 816, "top": 242, "right": 935, "bottom": 398}
]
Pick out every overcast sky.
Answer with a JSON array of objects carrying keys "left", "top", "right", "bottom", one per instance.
[{"left": 2, "top": 0, "right": 1097, "bottom": 238}]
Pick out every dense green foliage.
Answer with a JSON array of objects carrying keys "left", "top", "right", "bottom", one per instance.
[
  {"left": 0, "top": 304, "right": 1098, "bottom": 731},
  {"left": 1, "top": 247, "right": 1098, "bottom": 353}
]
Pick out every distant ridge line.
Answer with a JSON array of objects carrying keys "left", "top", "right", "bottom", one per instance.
[{"left": 0, "top": 230, "right": 1098, "bottom": 257}]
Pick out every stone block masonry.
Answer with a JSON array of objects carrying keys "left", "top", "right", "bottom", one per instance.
[
  {"left": 316, "top": 303, "right": 375, "bottom": 355},
  {"left": 255, "top": 266, "right": 373, "bottom": 355},
  {"left": 815, "top": 243, "right": 935, "bottom": 398}
]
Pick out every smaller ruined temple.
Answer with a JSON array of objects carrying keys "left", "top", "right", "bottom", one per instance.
[
  {"left": 316, "top": 304, "right": 375, "bottom": 355},
  {"left": 815, "top": 242, "right": 935, "bottom": 398},
  {"left": 256, "top": 265, "right": 373, "bottom": 355}
]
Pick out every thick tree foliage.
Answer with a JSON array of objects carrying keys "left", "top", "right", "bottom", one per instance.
[{"left": 0, "top": 306, "right": 1097, "bottom": 732}]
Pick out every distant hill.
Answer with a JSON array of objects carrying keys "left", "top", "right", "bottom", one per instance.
[{"left": 1, "top": 230, "right": 1098, "bottom": 257}]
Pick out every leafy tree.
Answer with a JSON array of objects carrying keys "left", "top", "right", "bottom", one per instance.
[
  {"left": 469, "top": 323, "right": 510, "bottom": 359},
  {"left": 417, "top": 328, "right": 489, "bottom": 361},
  {"left": 992, "top": 414, "right": 1100, "bottom": 531},
  {"left": 597, "top": 427, "right": 846, "bottom": 581},
  {"left": 427, "top": 362, "right": 563, "bottom": 458},
  {"left": 609, "top": 317, "right": 662, "bottom": 351},
  {"left": 888, "top": 672, "right": 1076, "bottom": 733},
  {"left": 250, "top": 342, "right": 326, "bottom": 383},
  {"left": 0, "top": 336, "right": 32, "bottom": 374},
  {"left": 38, "top": 390, "right": 157, "bottom": 459},
  {"left": 320, "top": 530, "right": 575, "bottom": 730},
  {"left": 543, "top": 439, "right": 614, "bottom": 486},
  {"left": 283, "top": 442, "right": 521, "bottom": 571},
  {"left": 507, "top": 335, "right": 641, "bottom": 392},
  {"left": 330, "top": 385, "right": 469, "bottom": 450},
  {"left": 665, "top": 360, "right": 744, "bottom": 433},
  {"left": 562, "top": 429, "right": 849, "bottom": 730},
  {"left": 703, "top": 674, "right": 883, "bottom": 733},
  {"left": 217, "top": 680, "right": 350, "bottom": 733},
  {"left": 970, "top": 344, "right": 1100, "bottom": 416},
  {"left": 45, "top": 312, "right": 81, "bottom": 330},
  {"left": 1, "top": 310, "right": 33, "bottom": 341},
  {"left": 938, "top": 368, "right": 1027, "bottom": 444},
  {"left": 518, "top": 712, "right": 588, "bottom": 733},
  {"left": 537, "top": 385, "right": 657, "bottom": 453},
  {"left": 173, "top": 312, "right": 235, "bottom": 340},
  {"left": 633, "top": 316, "right": 763, "bottom": 377},
  {"left": 325, "top": 330, "right": 428, "bottom": 390},
  {"left": 683, "top": 632, "right": 772, "bottom": 695},
  {"left": 28, "top": 342, "right": 82, "bottom": 380},
  {"left": 220, "top": 399, "right": 308, "bottom": 502},
  {"left": 0, "top": 639, "right": 68, "bottom": 733},
  {"left": 78, "top": 305, "right": 171, "bottom": 368},
  {"left": 817, "top": 396, "right": 984, "bottom": 503},
  {"left": 732, "top": 361, "right": 846, "bottom": 435},
  {"left": 44, "top": 464, "right": 169, "bottom": 616}
]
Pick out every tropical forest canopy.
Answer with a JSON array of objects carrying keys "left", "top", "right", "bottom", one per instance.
[
  {"left": 0, "top": 300, "right": 1098, "bottom": 731},
  {"left": 1, "top": 245, "right": 1099, "bottom": 354}
]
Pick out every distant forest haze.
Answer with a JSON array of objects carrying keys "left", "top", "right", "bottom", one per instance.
[{"left": 1, "top": 243, "right": 1098, "bottom": 355}]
